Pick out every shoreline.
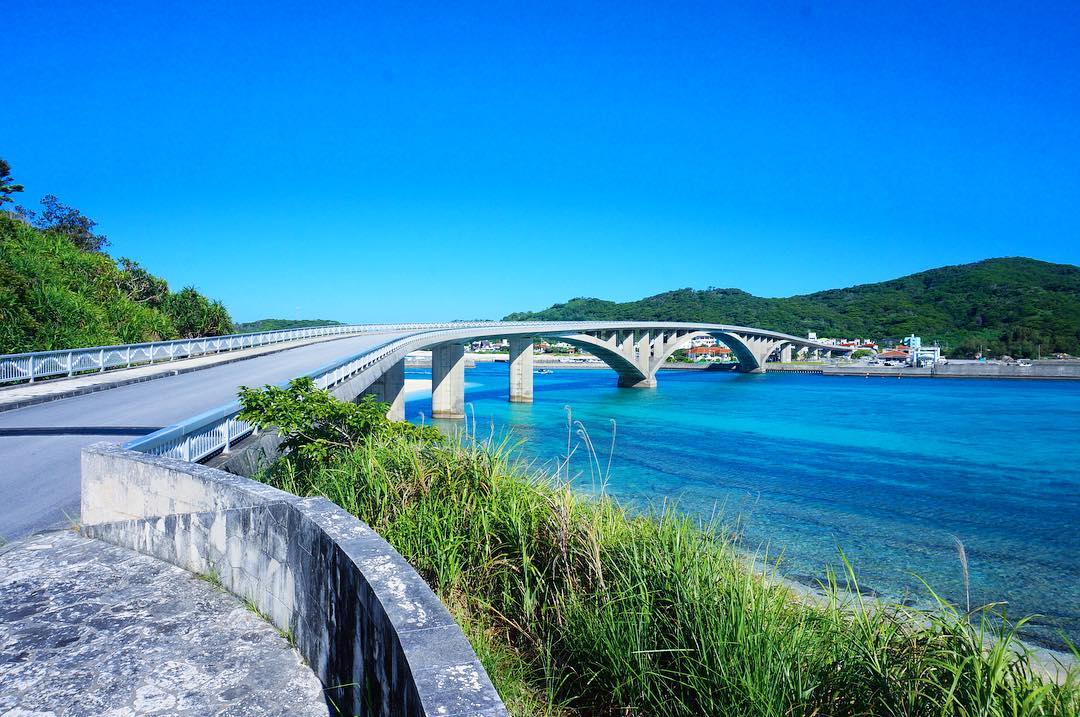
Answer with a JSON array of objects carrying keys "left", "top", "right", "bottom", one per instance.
[{"left": 773, "top": 569, "right": 1077, "bottom": 684}]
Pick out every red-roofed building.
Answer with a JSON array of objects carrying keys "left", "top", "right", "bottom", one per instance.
[{"left": 688, "top": 346, "right": 732, "bottom": 360}]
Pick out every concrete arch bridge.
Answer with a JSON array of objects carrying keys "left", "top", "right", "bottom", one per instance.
[{"left": 349, "top": 321, "right": 849, "bottom": 420}]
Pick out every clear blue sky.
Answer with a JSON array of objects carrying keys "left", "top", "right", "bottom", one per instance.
[{"left": 7, "top": 1, "right": 1079, "bottom": 322}]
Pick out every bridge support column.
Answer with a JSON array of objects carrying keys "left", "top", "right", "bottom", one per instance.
[
  {"left": 432, "top": 343, "right": 466, "bottom": 419},
  {"left": 618, "top": 330, "right": 656, "bottom": 387},
  {"left": 509, "top": 338, "right": 533, "bottom": 403},
  {"left": 363, "top": 359, "right": 405, "bottom": 421},
  {"left": 780, "top": 344, "right": 792, "bottom": 363}
]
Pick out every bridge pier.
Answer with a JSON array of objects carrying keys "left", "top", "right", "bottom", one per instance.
[
  {"left": 363, "top": 358, "right": 405, "bottom": 421},
  {"left": 431, "top": 342, "right": 466, "bottom": 419},
  {"left": 509, "top": 338, "right": 533, "bottom": 403},
  {"left": 780, "top": 344, "right": 792, "bottom": 363},
  {"left": 617, "top": 373, "right": 656, "bottom": 388}
]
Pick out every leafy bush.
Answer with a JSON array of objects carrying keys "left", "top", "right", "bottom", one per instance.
[
  {"left": 238, "top": 377, "right": 439, "bottom": 468},
  {"left": 161, "top": 286, "right": 233, "bottom": 338}
]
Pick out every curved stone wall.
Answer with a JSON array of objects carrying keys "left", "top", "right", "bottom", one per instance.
[{"left": 80, "top": 443, "right": 507, "bottom": 717}]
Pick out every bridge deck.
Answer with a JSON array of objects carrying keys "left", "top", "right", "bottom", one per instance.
[{"left": 0, "top": 333, "right": 395, "bottom": 539}]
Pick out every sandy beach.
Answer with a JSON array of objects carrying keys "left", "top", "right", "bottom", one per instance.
[{"left": 405, "top": 378, "right": 432, "bottom": 395}]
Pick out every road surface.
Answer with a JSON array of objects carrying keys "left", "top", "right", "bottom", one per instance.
[{"left": 0, "top": 332, "right": 397, "bottom": 540}]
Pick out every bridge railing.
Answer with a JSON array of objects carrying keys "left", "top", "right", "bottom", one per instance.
[
  {"left": 123, "top": 322, "right": 563, "bottom": 462},
  {"left": 0, "top": 321, "right": 522, "bottom": 386}
]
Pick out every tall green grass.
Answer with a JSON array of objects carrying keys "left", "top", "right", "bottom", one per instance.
[{"left": 252, "top": 411, "right": 1078, "bottom": 715}]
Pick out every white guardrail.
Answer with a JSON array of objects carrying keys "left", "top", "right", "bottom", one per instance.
[
  {"left": 121, "top": 321, "right": 565, "bottom": 462},
  {"left": 0, "top": 323, "right": 487, "bottom": 385}
]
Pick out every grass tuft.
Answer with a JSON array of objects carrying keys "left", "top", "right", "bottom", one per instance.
[{"left": 252, "top": 426, "right": 1079, "bottom": 717}]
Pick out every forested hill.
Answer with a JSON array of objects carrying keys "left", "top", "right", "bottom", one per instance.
[
  {"left": 504, "top": 258, "right": 1080, "bottom": 358},
  {"left": 234, "top": 319, "right": 342, "bottom": 333}
]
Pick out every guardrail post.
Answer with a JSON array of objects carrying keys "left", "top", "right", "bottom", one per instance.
[
  {"left": 28, "top": 358, "right": 36, "bottom": 383},
  {"left": 99, "top": 349, "right": 105, "bottom": 372},
  {"left": 67, "top": 352, "right": 74, "bottom": 377},
  {"left": 126, "top": 347, "right": 132, "bottom": 368}
]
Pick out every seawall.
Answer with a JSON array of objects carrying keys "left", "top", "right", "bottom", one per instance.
[{"left": 823, "top": 361, "right": 1080, "bottom": 380}]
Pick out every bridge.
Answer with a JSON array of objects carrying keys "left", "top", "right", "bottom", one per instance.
[
  {"left": 0, "top": 320, "right": 848, "bottom": 715},
  {"left": 0, "top": 321, "right": 846, "bottom": 538},
  {"left": 335, "top": 321, "right": 847, "bottom": 420}
]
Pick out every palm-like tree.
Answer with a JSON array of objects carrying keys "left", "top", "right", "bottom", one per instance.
[{"left": 0, "top": 159, "right": 25, "bottom": 207}]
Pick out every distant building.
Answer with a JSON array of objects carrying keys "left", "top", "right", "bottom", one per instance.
[
  {"left": 688, "top": 346, "right": 732, "bottom": 361},
  {"left": 877, "top": 348, "right": 909, "bottom": 363},
  {"left": 903, "top": 335, "right": 941, "bottom": 366}
]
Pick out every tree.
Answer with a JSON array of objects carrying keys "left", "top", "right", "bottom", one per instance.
[
  {"left": 32, "top": 194, "right": 109, "bottom": 251},
  {"left": 0, "top": 159, "right": 24, "bottom": 208},
  {"left": 116, "top": 258, "right": 170, "bottom": 307},
  {"left": 161, "top": 286, "right": 234, "bottom": 338}
]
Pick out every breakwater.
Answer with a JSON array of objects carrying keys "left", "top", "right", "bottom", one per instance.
[{"left": 823, "top": 361, "right": 1080, "bottom": 380}]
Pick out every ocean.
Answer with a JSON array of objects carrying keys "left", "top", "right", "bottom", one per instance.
[{"left": 405, "top": 363, "right": 1080, "bottom": 650}]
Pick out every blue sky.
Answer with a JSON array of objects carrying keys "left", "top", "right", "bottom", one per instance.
[{"left": 7, "top": 1, "right": 1079, "bottom": 322}]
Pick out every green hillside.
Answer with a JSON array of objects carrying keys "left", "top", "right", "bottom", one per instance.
[
  {"left": 234, "top": 319, "right": 343, "bottom": 333},
  {"left": 505, "top": 258, "right": 1080, "bottom": 358},
  {"left": 0, "top": 213, "right": 232, "bottom": 354}
]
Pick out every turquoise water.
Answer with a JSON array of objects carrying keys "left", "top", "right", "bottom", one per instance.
[{"left": 405, "top": 365, "right": 1080, "bottom": 649}]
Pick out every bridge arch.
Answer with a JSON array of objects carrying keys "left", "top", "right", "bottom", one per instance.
[
  {"left": 555, "top": 333, "right": 651, "bottom": 387},
  {"left": 322, "top": 321, "right": 851, "bottom": 420}
]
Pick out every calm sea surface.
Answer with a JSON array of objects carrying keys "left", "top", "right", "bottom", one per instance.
[{"left": 405, "top": 364, "right": 1080, "bottom": 649}]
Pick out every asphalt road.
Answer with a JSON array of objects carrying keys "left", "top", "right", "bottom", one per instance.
[{"left": 0, "top": 332, "right": 399, "bottom": 541}]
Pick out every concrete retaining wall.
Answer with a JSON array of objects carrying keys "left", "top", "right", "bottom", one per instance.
[
  {"left": 80, "top": 443, "right": 507, "bottom": 717},
  {"left": 935, "top": 361, "right": 1080, "bottom": 379},
  {"left": 824, "top": 362, "right": 1080, "bottom": 380},
  {"left": 824, "top": 366, "right": 934, "bottom": 378}
]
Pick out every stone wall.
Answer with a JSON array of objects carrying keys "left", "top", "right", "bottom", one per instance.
[{"left": 80, "top": 443, "right": 507, "bottom": 717}]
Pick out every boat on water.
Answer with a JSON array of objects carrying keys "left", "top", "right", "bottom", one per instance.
[{"left": 534, "top": 368, "right": 554, "bottom": 375}]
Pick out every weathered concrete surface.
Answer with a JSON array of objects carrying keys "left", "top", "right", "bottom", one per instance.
[
  {"left": 508, "top": 339, "right": 533, "bottom": 403},
  {"left": 80, "top": 443, "right": 507, "bottom": 717},
  {"left": 431, "top": 343, "right": 466, "bottom": 419},
  {"left": 0, "top": 530, "right": 328, "bottom": 717},
  {"left": 363, "top": 358, "right": 406, "bottom": 421}
]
